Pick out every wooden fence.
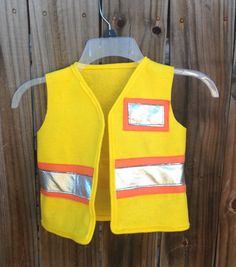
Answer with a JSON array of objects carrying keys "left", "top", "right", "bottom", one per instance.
[{"left": 0, "top": 0, "right": 235, "bottom": 266}]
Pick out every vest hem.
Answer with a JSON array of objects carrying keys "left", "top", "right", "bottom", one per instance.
[
  {"left": 110, "top": 223, "right": 190, "bottom": 235},
  {"left": 41, "top": 220, "right": 93, "bottom": 245}
]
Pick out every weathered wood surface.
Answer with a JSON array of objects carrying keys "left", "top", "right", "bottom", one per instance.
[
  {"left": 0, "top": 0, "right": 236, "bottom": 266},
  {"left": 216, "top": 6, "right": 236, "bottom": 267},
  {"left": 160, "top": 1, "right": 235, "bottom": 267},
  {"left": 0, "top": 0, "right": 38, "bottom": 266},
  {"left": 104, "top": 0, "right": 168, "bottom": 63}
]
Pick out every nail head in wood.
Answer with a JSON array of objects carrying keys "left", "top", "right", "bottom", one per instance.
[
  {"left": 152, "top": 26, "right": 162, "bottom": 35},
  {"left": 182, "top": 238, "right": 189, "bottom": 247},
  {"left": 116, "top": 16, "right": 126, "bottom": 28},
  {"left": 229, "top": 197, "right": 236, "bottom": 213}
]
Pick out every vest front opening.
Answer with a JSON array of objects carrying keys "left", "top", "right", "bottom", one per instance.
[{"left": 78, "top": 62, "right": 140, "bottom": 220}]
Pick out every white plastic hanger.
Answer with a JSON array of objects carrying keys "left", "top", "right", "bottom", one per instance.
[{"left": 11, "top": 1, "right": 219, "bottom": 109}]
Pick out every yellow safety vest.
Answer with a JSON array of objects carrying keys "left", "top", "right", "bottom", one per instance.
[{"left": 37, "top": 56, "right": 189, "bottom": 245}]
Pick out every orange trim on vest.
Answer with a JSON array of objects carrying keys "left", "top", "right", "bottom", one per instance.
[
  {"left": 41, "top": 189, "right": 89, "bottom": 205},
  {"left": 115, "top": 156, "right": 185, "bottom": 168},
  {"left": 38, "top": 162, "right": 94, "bottom": 176},
  {"left": 123, "top": 98, "right": 170, "bottom": 131},
  {"left": 116, "top": 185, "right": 186, "bottom": 198}
]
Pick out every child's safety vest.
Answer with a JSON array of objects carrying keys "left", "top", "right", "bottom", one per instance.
[{"left": 37, "top": 57, "right": 189, "bottom": 245}]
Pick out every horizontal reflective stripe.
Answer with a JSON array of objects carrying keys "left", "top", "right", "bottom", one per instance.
[
  {"left": 115, "top": 156, "right": 185, "bottom": 168},
  {"left": 116, "top": 163, "right": 184, "bottom": 192},
  {"left": 117, "top": 185, "right": 186, "bottom": 198},
  {"left": 39, "top": 170, "right": 92, "bottom": 204},
  {"left": 38, "top": 162, "right": 94, "bottom": 176}
]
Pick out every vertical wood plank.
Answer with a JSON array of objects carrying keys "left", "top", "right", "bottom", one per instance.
[
  {"left": 161, "top": 1, "right": 235, "bottom": 266},
  {"left": 100, "top": 223, "right": 161, "bottom": 267},
  {"left": 103, "top": 0, "right": 168, "bottom": 63},
  {"left": 28, "top": 1, "right": 101, "bottom": 266},
  {"left": 100, "top": 1, "right": 168, "bottom": 266},
  {"left": 0, "top": 1, "right": 235, "bottom": 266},
  {"left": 216, "top": 8, "right": 236, "bottom": 267},
  {"left": 0, "top": 0, "right": 38, "bottom": 266}
]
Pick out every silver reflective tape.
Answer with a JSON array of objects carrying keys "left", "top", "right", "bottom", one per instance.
[
  {"left": 116, "top": 163, "right": 184, "bottom": 191},
  {"left": 128, "top": 103, "right": 165, "bottom": 127},
  {"left": 39, "top": 170, "right": 92, "bottom": 200}
]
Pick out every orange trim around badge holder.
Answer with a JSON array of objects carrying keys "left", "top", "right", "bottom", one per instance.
[{"left": 123, "top": 98, "right": 170, "bottom": 131}]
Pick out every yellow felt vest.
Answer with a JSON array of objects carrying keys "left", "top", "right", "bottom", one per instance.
[{"left": 37, "top": 57, "right": 189, "bottom": 245}]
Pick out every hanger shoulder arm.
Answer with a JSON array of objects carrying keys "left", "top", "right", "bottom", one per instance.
[
  {"left": 174, "top": 68, "right": 219, "bottom": 98},
  {"left": 11, "top": 76, "right": 46, "bottom": 109}
]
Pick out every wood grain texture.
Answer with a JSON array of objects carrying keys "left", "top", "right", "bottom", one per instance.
[
  {"left": 216, "top": 6, "right": 236, "bottom": 267},
  {"left": 28, "top": 1, "right": 101, "bottom": 266},
  {"left": 0, "top": 0, "right": 38, "bottom": 266},
  {"left": 103, "top": 0, "right": 168, "bottom": 63},
  {"left": 161, "top": 1, "right": 235, "bottom": 266},
  {"left": 1, "top": 0, "right": 235, "bottom": 266},
  {"left": 99, "top": 223, "right": 160, "bottom": 267},
  {"left": 100, "top": 1, "right": 168, "bottom": 266}
]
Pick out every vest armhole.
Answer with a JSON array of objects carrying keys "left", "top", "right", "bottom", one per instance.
[
  {"left": 36, "top": 74, "right": 50, "bottom": 135},
  {"left": 169, "top": 103, "right": 187, "bottom": 130},
  {"left": 169, "top": 67, "right": 187, "bottom": 130}
]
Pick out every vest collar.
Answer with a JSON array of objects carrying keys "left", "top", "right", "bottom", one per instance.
[{"left": 70, "top": 56, "right": 150, "bottom": 119}]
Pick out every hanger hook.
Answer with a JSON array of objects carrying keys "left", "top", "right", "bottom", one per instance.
[{"left": 99, "top": 0, "right": 112, "bottom": 30}]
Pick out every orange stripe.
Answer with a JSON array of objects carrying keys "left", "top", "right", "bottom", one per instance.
[
  {"left": 38, "top": 162, "right": 94, "bottom": 176},
  {"left": 115, "top": 156, "right": 185, "bottom": 168},
  {"left": 116, "top": 185, "right": 186, "bottom": 198},
  {"left": 40, "top": 189, "right": 89, "bottom": 205},
  {"left": 125, "top": 98, "right": 170, "bottom": 105}
]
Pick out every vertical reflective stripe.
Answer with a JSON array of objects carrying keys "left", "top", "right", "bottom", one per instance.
[{"left": 39, "top": 170, "right": 92, "bottom": 201}]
